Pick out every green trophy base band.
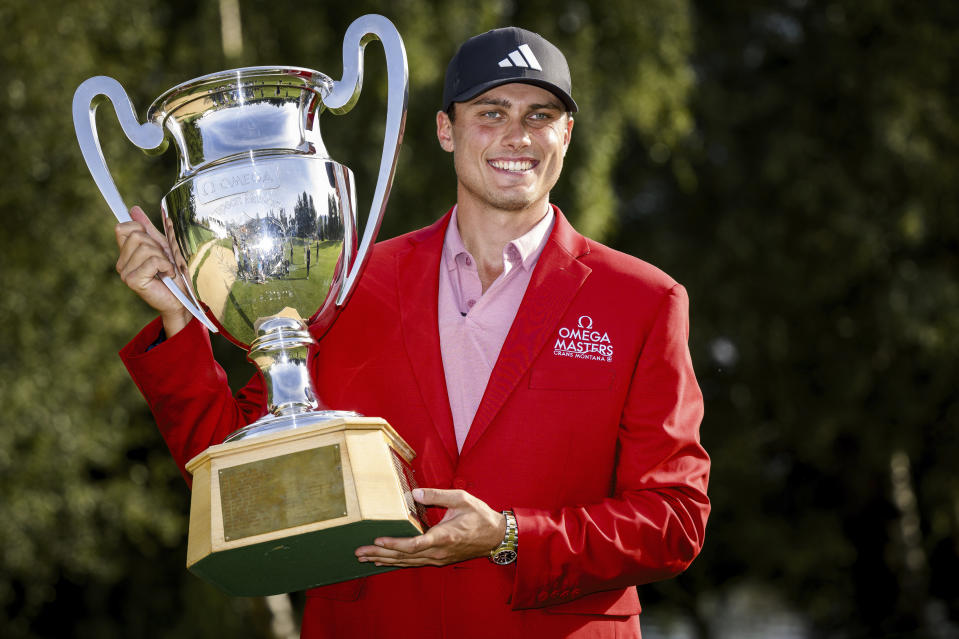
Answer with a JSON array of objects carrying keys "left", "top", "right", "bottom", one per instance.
[{"left": 188, "top": 519, "right": 420, "bottom": 597}]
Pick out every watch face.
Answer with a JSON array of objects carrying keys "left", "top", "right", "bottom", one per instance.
[{"left": 492, "top": 549, "right": 517, "bottom": 565}]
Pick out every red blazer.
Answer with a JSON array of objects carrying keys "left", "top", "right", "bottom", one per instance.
[{"left": 121, "top": 207, "right": 710, "bottom": 639}]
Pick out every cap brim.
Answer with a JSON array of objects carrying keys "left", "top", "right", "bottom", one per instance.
[{"left": 446, "top": 77, "right": 578, "bottom": 113}]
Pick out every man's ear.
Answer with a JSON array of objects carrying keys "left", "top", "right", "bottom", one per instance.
[{"left": 436, "top": 110, "right": 454, "bottom": 152}]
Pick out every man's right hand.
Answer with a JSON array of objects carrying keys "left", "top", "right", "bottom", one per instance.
[{"left": 115, "top": 205, "right": 192, "bottom": 338}]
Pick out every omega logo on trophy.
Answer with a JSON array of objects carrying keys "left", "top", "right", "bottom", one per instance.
[{"left": 72, "top": 15, "right": 424, "bottom": 596}]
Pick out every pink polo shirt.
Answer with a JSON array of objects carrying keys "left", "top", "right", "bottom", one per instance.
[{"left": 438, "top": 206, "right": 555, "bottom": 451}]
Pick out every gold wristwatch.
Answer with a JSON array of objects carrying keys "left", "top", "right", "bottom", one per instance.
[{"left": 489, "top": 510, "right": 518, "bottom": 565}]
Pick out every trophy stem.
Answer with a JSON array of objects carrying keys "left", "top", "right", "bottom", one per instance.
[
  {"left": 249, "top": 316, "right": 321, "bottom": 417},
  {"left": 223, "top": 316, "right": 361, "bottom": 444}
]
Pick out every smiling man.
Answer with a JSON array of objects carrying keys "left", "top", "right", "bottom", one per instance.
[
  {"left": 116, "top": 26, "right": 710, "bottom": 639},
  {"left": 437, "top": 81, "right": 573, "bottom": 289}
]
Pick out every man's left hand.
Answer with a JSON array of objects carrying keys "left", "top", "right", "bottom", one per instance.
[{"left": 355, "top": 488, "right": 506, "bottom": 567}]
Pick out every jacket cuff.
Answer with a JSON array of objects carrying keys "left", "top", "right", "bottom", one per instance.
[
  {"left": 118, "top": 317, "right": 222, "bottom": 405},
  {"left": 510, "top": 507, "right": 578, "bottom": 608}
]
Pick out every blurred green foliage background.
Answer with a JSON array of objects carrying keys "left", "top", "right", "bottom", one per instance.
[{"left": 1, "top": 0, "right": 957, "bottom": 637}]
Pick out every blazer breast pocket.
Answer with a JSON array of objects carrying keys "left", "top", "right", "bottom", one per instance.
[{"left": 528, "top": 365, "right": 615, "bottom": 391}]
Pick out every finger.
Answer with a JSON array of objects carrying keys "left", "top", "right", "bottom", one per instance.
[
  {"left": 115, "top": 220, "right": 147, "bottom": 249},
  {"left": 372, "top": 534, "right": 433, "bottom": 555},
  {"left": 116, "top": 229, "right": 171, "bottom": 277},
  {"left": 118, "top": 236, "right": 177, "bottom": 280},
  {"left": 129, "top": 205, "right": 169, "bottom": 247},
  {"left": 355, "top": 544, "right": 425, "bottom": 566},
  {"left": 355, "top": 544, "right": 401, "bottom": 560},
  {"left": 412, "top": 487, "right": 468, "bottom": 508},
  {"left": 356, "top": 528, "right": 445, "bottom": 558},
  {"left": 356, "top": 546, "right": 444, "bottom": 568},
  {"left": 368, "top": 556, "right": 437, "bottom": 567},
  {"left": 120, "top": 251, "right": 177, "bottom": 290},
  {"left": 132, "top": 207, "right": 176, "bottom": 263},
  {"left": 116, "top": 227, "right": 150, "bottom": 274}
]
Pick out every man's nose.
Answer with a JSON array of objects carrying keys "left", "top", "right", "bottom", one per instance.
[{"left": 501, "top": 116, "right": 531, "bottom": 149}]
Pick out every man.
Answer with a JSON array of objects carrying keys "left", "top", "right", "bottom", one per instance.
[{"left": 116, "top": 27, "right": 709, "bottom": 638}]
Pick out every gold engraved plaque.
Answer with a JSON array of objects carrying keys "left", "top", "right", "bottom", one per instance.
[{"left": 219, "top": 444, "right": 347, "bottom": 541}]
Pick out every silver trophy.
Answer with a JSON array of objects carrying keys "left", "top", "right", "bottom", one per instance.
[{"left": 74, "top": 15, "right": 425, "bottom": 596}]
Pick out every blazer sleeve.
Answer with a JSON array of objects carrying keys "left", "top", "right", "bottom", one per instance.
[
  {"left": 511, "top": 283, "right": 710, "bottom": 609},
  {"left": 119, "top": 317, "right": 267, "bottom": 485}
]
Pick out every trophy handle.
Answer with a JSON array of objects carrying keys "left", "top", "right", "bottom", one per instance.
[
  {"left": 72, "top": 76, "right": 218, "bottom": 333},
  {"left": 325, "top": 14, "right": 409, "bottom": 307}
]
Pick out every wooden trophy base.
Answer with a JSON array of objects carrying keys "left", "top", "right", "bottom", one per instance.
[{"left": 184, "top": 416, "right": 425, "bottom": 596}]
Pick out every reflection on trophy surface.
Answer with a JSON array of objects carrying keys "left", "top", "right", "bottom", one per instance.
[
  {"left": 156, "top": 65, "right": 357, "bottom": 390},
  {"left": 161, "top": 95, "right": 357, "bottom": 350},
  {"left": 73, "top": 14, "right": 424, "bottom": 596},
  {"left": 157, "top": 81, "right": 364, "bottom": 441}
]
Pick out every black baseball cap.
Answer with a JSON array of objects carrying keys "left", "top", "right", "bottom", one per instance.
[{"left": 442, "top": 27, "right": 578, "bottom": 113}]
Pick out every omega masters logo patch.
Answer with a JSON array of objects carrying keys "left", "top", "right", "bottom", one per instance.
[{"left": 553, "top": 316, "right": 614, "bottom": 362}]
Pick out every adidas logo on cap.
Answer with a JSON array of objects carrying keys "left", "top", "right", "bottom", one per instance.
[{"left": 498, "top": 44, "right": 542, "bottom": 71}]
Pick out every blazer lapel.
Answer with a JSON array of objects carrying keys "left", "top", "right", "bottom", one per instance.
[
  {"left": 460, "top": 208, "right": 592, "bottom": 457},
  {"left": 396, "top": 212, "right": 459, "bottom": 464}
]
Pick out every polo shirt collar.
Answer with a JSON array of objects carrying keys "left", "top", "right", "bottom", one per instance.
[{"left": 442, "top": 205, "right": 555, "bottom": 272}]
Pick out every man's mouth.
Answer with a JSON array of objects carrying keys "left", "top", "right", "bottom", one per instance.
[{"left": 488, "top": 159, "right": 536, "bottom": 172}]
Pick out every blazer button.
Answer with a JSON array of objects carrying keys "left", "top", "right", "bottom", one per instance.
[{"left": 453, "top": 478, "right": 467, "bottom": 489}]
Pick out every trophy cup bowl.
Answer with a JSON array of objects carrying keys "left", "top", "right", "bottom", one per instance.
[
  {"left": 73, "top": 15, "right": 425, "bottom": 596},
  {"left": 154, "top": 65, "right": 363, "bottom": 440}
]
